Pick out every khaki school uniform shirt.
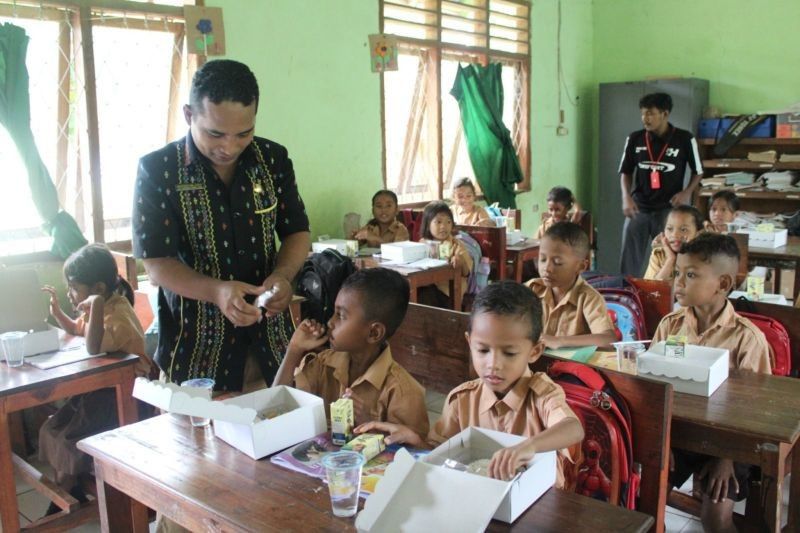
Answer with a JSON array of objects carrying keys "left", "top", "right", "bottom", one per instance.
[
  {"left": 653, "top": 301, "right": 772, "bottom": 374},
  {"left": 643, "top": 246, "right": 672, "bottom": 281},
  {"left": 358, "top": 220, "right": 409, "bottom": 245},
  {"left": 75, "top": 294, "right": 145, "bottom": 357},
  {"left": 453, "top": 205, "right": 492, "bottom": 227},
  {"left": 429, "top": 369, "right": 580, "bottom": 489},
  {"left": 294, "top": 345, "right": 429, "bottom": 438},
  {"left": 526, "top": 276, "right": 615, "bottom": 338}
]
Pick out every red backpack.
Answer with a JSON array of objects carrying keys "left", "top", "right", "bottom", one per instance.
[
  {"left": 400, "top": 209, "right": 423, "bottom": 242},
  {"left": 548, "top": 361, "right": 640, "bottom": 510},
  {"left": 737, "top": 311, "right": 791, "bottom": 377},
  {"left": 597, "top": 288, "right": 647, "bottom": 341}
]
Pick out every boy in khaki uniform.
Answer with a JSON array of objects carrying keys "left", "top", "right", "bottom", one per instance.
[
  {"left": 653, "top": 233, "right": 771, "bottom": 533},
  {"left": 526, "top": 222, "right": 616, "bottom": 350},
  {"left": 356, "top": 281, "right": 585, "bottom": 486},
  {"left": 273, "top": 268, "right": 429, "bottom": 440}
]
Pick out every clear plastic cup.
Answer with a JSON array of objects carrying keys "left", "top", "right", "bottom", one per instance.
[
  {"left": 322, "top": 451, "right": 365, "bottom": 517},
  {"left": 495, "top": 216, "right": 508, "bottom": 228},
  {"left": 1, "top": 331, "right": 27, "bottom": 368},
  {"left": 613, "top": 342, "right": 646, "bottom": 375},
  {"left": 180, "top": 378, "right": 215, "bottom": 427},
  {"left": 425, "top": 240, "right": 440, "bottom": 259}
]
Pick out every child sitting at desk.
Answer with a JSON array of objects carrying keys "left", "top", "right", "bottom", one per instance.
[
  {"left": 535, "top": 186, "right": 583, "bottom": 239},
  {"left": 39, "top": 244, "right": 152, "bottom": 514},
  {"left": 704, "top": 190, "right": 740, "bottom": 233},
  {"left": 417, "top": 200, "right": 473, "bottom": 308},
  {"left": 644, "top": 205, "right": 704, "bottom": 281},
  {"left": 526, "top": 222, "right": 616, "bottom": 350},
  {"left": 653, "top": 233, "right": 770, "bottom": 533},
  {"left": 273, "top": 268, "right": 429, "bottom": 441},
  {"left": 452, "top": 177, "right": 493, "bottom": 227},
  {"left": 355, "top": 281, "right": 585, "bottom": 485},
  {"left": 351, "top": 190, "right": 409, "bottom": 247}
]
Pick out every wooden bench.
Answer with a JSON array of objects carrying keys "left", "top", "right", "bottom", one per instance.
[{"left": 392, "top": 303, "right": 673, "bottom": 532}]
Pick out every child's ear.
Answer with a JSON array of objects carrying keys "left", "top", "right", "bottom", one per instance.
[
  {"left": 527, "top": 340, "right": 545, "bottom": 365},
  {"left": 718, "top": 272, "right": 735, "bottom": 295},
  {"left": 367, "top": 322, "right": 387, "bottom": 345}
]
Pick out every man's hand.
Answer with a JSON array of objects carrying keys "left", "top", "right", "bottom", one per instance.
[
  {"left": 288, "top": 319, "right": 329, "bottom": 354},
  {"left": 260, "top": 273, "right": 293, "bottom": 317},
  {"left": 489, "top": 440, "right": 535, "bottom": 481},
  {"left": 671, "top": 188, "right": 693, "bottom": 207},
  {"left": 213, "top": 280, "right": 265, "bottom": 327},
  {"left": 622, "top": 194, "right": 639, "bottom": 218},
  {"left": 354, "top": 421, "right": 425, "bottom": 448},
  {"left": 697, "top": 457, "right": 739, "bottom": 503}
]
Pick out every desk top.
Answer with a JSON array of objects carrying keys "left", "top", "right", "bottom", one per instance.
[
  {"left": 506, "top": 239, "right": 540, "bottom": 252},
  {"left": 672, "top": 369, "right": 800, "bottom": 445},
  {"left": 79, "top": 414, "right": 653, "bottom": 533},
  {"left": 748, "top": 235, "right": 800, "bottom": 259},
  {"left": 0, "top": 353, "right": 139, "bottom": 398}
]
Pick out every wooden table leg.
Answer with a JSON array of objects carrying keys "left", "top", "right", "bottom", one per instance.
[
  {"left": 794, "top": 261, "right": 800, "bottom": 302},
  {"left": 0, "top": 403, "right": 21, "bottom": 532},
  {"left": 94, "top": 461, "right": 148, "bottom": 533},
  {"left": 408, "top": 280, "right": 419, "bottom": 303},
  {"left": 761, "top": 443, "right": 790, "bottom": 533},
  {"left": 514, "top": 257, "right": 523, "bottom": 283},
  {"left": 115, "top": 369, "right": 139, "bottom": 426},
  {"left": 452, "top": 274, "right": 463, "bottom": 312},
  {"left": 787, "top": 442, "right": 800, "bottom": 532}
]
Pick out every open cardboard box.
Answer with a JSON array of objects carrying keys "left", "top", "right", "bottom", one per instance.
[
  {"left": 0, "top": 269, "right": 61, "bottom": 356},
  {"left": 381, "top": 241, "right": 427, "bottom": 263},
  {"left": 355, "top": 427, "right": 555, "bottom": 531},
  {"left": 638, "top": 342, "right": 729, "bottom": 396},
  {"left": 312, "top": 239, "right": 358, "bottom": 257},
  {"left": 132, "top": 379, "right": 326, "bottom": 459}
]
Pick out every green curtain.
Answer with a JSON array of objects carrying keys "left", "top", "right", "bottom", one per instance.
[
  {"left": 0, "top": 22, "right": 87, "bottom": 258},
  {"left": 451, "top": 63, "right": 523, "bottom": 209}
]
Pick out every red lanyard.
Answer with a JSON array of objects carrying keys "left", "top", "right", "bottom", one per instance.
[{"left": 645, "top": 127, "right": 674, "bottom": 163}]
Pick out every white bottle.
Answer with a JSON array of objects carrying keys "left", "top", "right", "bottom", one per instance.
[{"left": 476, "top": 257, "right": 491, "bottom": 291}]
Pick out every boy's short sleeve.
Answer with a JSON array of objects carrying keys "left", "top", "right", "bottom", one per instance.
[
  {"left": 382, "top": 371, "right": 430, "bottom": 440},
  {"left": 735, "top": 329, "right": 772, "bottom": 374},
  {"left": 293, "top": 352, "right": 325, "bottom": 393},
  {"left": 530, "top": 374, "right": 581, "bottom": 463},
  {"left": 393, "top": 222, "right": 410, "bottom": 242},
  {"left": 582, "top": 290, "right": 615, "bottom": 334},
  {"left": 426, "top": 390, "right": 464, "bottom": 447},
  {"left": 132, "top": 158, "right": 180, "bottom": 260}
]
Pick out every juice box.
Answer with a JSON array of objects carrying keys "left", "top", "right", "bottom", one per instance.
[
  {"left": 342, "top": 433, "right": 385, "bottom": 461},
  {"left": 330, "top": 398, "right": 354, "bottom": 445},
  {"left": 665, "top": 335, "right": 686, "bottom": 359},
  {"left": 746, "top": 276, "right": 765, "bottom": 301}
]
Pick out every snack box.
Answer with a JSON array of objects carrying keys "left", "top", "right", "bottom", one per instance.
[
  {"left": 312, "top": 239, "right": 358, "bottom": 257},
  {"left": 638, "top": 342, "right": 729, "bottom": 396},
  {"left": 738, "top": 228, "right": 788, "bottom": 249},
  {"left": 380, "top": 241, "right": 428, "bottom": 263},
  {"left": 342, "top": 433, "right": 385, "bottom": 462}
]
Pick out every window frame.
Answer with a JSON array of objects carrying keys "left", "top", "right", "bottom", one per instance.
[{"left": 379, "top": 0, "right": 531, "bottom": 207}]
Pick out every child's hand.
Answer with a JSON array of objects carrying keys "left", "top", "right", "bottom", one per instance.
[
  {"left": 134, "top": 354, "right": 157, "bottom": 378},
  {"left": 288, "top": 319, "right": 329, "bottom": 353},
  {"left": 697, "top": 457, "right": 738, "bottom": 503},
  {"left": 354, "top": 421, "right": 425, "bottom": 448},
  {"left": 354, "top": 228, "right": 369, "bottom": 240},
  {"left": 41, "top": 285, "right": 61, "bottom": 317},
  {"left": 343, "top": 388, "right": 372, "bottom": 425},
  {"left": 651, "top": 234, "right": 663, "bottom": 249},
  {"left": 76, "top": 294, "right": 101, "bottom": 315},
  {"left": 488, "top": 440, "right": 535, "bottom": 481}
]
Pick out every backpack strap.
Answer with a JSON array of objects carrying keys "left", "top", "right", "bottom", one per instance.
[{"left": 548, "top": 361, "right": 607, "bottom": 391}]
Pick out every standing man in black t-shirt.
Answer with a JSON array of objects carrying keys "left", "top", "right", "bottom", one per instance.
[{"left": 618, "top": 93, "right": 703, "bottom": 276}]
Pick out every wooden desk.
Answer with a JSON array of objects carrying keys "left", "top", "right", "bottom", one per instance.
[
  {"left": 747, "top": 236, "right": 800, "bottom": 301},
  {"left": 78, "top": 414, "right": 653, "bottom": 532},
  {"left": 506, "top": 239, "right": 540, "bottom": 283},
  {"left": 671, "top": 370, "right": 800, "bottom": 532},
  {"left": 359, "top": 257, "right": 463, "bottom": 311},
  {"left": 0, "top": 354, "right": 140, "bottom": 532}
]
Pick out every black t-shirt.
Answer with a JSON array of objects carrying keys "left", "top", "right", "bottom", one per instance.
[
  {"left": 618, "top": 124, "right": 703, "bottom": 211},
  {"left": 132, "top": 133, "right": 310, "bottom": 390}
]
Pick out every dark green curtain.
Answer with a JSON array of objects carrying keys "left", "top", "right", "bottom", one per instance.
[
  {"left": 451, "top": 63, "right": 523, "bottom": 209},
  {"left": 0, "top": 22, "right": 87, "bottom": 258}
]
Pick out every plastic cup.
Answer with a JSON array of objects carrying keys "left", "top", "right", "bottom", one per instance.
[
  {"left": 613, "top": 342, "right": 646, "bottom": 375},
  {"left": 1, "top": 331, "right": 27, "bottom": 368},
  {"left": 180, "top": 378, "right": 215, "bottom": 427},
  {"left": 495, "top": 216, "right": 508, "bottom": 228},
  {"left": 322, "top": 451, "right": 365, "bottom": 518},
  {"left": 425, "top": 240, "right": 440, "bottom": 259}
]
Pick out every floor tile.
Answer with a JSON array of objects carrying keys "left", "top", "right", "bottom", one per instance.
[
  {"left": 16, "top": 488, "right": 51, "bottom": 522},
  {"left": 666, "top": 505, "right": 693, "bottom": 519},
  {"left": 664, "top": 510, "right": 690, "bottom": 532},
  {"left": 680, "top": 518, "right": 704, "bottom": 532}
]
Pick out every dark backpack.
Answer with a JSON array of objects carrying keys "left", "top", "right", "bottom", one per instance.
[
  {"left": 296, "top": 250, "right": 355, "bottom": 324},
  {"left": 548, "top": 361, "right": 640, "bottom": 510}
]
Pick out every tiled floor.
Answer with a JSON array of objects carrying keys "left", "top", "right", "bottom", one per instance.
[{"left": 9, "top": 390, "right": 791, "bottom": 532}]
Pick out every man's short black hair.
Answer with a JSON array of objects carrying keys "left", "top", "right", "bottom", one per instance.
[
  {"left": 544, "top": 221, "right": 590, "bottom": 259},
  {"left": 679, "top": 232, "right": 740, "bottom": 264},
  {"left": 420, "top": 201, "right": 455, "bottom": 239},
  {"left": 710, "top": 190, "right": 740, "bottom": 212},
  {"left": 669, "top": 205, "right": 704, "bottom": 231},
  {"left": 340, "top": 268, "right": 410, "bottom": 339},
  {"left": 190, "top": 59, "right": 259, "bottom": 112},
  {"left": 639, "top": 92, "right": 673, "bottom": 113},
  {"left": 546, "top": 186, "right": 575, "bottom": 207},
  {"left": 470, "top": 281, "right": 543, "bottom": 342}
]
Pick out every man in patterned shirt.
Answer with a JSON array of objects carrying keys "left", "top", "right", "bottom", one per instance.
[{"left": 132, "top": 60, "right": 311, "bottom": 391}]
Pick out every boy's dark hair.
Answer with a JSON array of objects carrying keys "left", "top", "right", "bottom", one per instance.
[
  {"left": 679, "top": 232, "right": 740, "bottom": 265},
  {"left": 340, "top": 268, "right": 410, "bottom": 338},
  {"left": 64, "top": 244, "right": 134, "bottom": 305},
  {"left": 710, "top": 190, "right": 740, "bottom": 212},
  {"left": 639, "top": 92, "right": 673, "bottom": 113},
  {"left": 669, "top": 205, "right": 704, "bottom": 231},
  {"left": 372, "top": 189, "right": 398, "bottom": 206},
  {"left": 544, "top": 221, "right": 590, "bottom": 259},
  {"left": 420, "top": 201, "right": 455, "bottom": 239},
  {"left": 546, "top": 186, "right": 575, "bottom": 208},
  {"left": 190, "top": 59, "right": 259, "bottom": 112},
  {"left": 453, "top": 177, "right": 477, "bottom": 194},
  {"left": 470, "top": 281, "right": 543, "bottom": 342}
]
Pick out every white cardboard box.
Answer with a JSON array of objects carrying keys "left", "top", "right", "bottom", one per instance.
[
  {"left": 312, "top": 239, "right": 358, "bottom": 257},
  {"left": 355, "top": 427, "right": 555, "bottom": 531},
  {"left": 505, "top": 229, "right": 526, "bottom": 245},
  {"left": 22, "top": 326, "right": 61, "bottom": 356},
  {"left": 638, "top": 342, "right": 729, "bottom": 396},
  {"left": 739, "top": 228, "right": 788, "bottom": 248},
  {"left": 380, "top": 241, "right": 428, "bottom": 263},
  {"left": 132, "top": 380, "right": 326, "bottom": 459}
]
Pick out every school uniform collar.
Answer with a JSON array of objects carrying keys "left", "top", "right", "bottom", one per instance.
[
  {"left": 682, "top": 300, "right": 738, "bottom": 337},
  {"left": 183, "top": 130, "right": 258, "bottom": 172},
  {"left": 324, "top": 344, "right": 394, "bottom": 391},
  {"left": 531, "top": 275, "right": 585, "bottom": 310},
  {"left": 479, "top": 367, "right": 532, "bottom": 414}
]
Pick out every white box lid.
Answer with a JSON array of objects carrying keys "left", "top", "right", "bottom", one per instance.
[
  {"left": 639, "top": 342, "right": 729, "bottom": 382},
  {"left": 381, "top": 241, "right": 426, "bottom": 250}
]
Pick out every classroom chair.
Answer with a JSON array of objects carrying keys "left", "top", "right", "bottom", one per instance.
[
  {"left": 455, "top": 224, "right": 507, "bottom": 280},
  {"left": 111, "top": 250, "right": 139, "bottom": 290}
]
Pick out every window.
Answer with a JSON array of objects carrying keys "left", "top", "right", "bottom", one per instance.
[
  {"left": 0, "top": 0, "right": 192, "bottom": 257},
  {"left": 381, "top": 0, "right": 530, "bottom": 205}
]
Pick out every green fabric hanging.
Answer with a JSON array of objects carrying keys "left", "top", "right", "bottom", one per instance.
[
  {"left": 0, "top": 22, "right": 87, "bottom": 258},
  {"left": 451, "top": 63, "right": 523, "bottom": 209}
]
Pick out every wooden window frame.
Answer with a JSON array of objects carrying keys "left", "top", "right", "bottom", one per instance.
[{"left": 379, "top": 0, "right": 531, "bottom": 207}]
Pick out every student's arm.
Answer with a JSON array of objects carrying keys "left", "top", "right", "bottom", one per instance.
[
  {"left": 488, "top": 417, "right": 584, "bottom": 480},
  {"left": 671, "top": 173, "right": 702, "bottom": 207},
  {"left": 41, "top": 285, "right": 79, "bottom": 335},
  {"left": 652, "top": 239, "right": 677, "bottom": 281},
  {"left": 353, "top": 420, "right": 429, "bottom": 449},
  {"left": 272, "top": 319, "right": 328, "bottom": 387},
  {"left": 77, "top": 295, "right": 106, "bottom": 354}
]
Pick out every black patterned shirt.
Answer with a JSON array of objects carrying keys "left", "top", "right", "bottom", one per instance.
[{"left": 132, "top": 133, "right": 309, "bottom": 390}]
